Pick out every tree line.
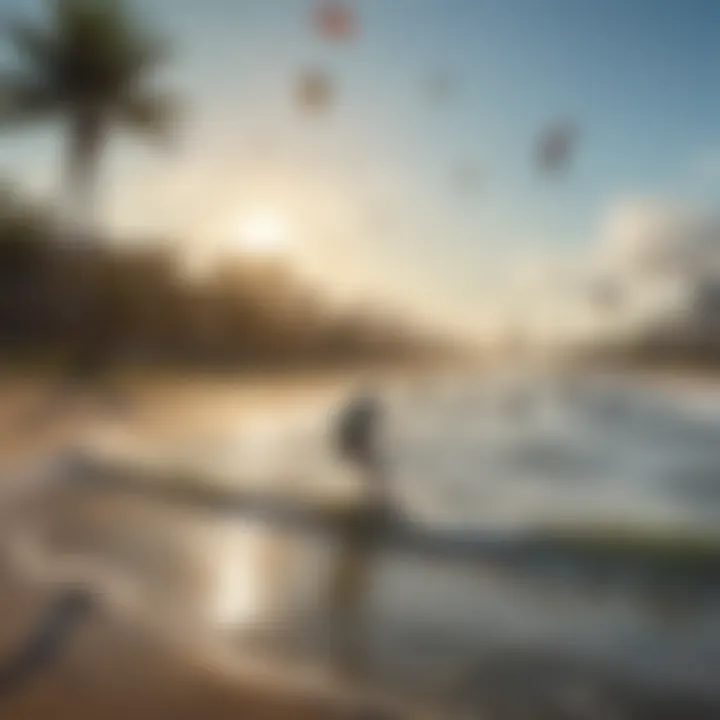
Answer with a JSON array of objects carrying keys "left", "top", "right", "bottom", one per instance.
[
  {"left": 0, "top": 1, "right": 453, "bottom": 372},
  {"left": 0, "top": 188, "right": 451, "bottom": 370}
]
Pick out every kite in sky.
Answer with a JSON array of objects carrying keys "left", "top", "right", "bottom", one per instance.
[
  {"left": 535, "top": 120, "right": 579, "bottom": 177},
  {"left": 314, "top": 1, "right": 357, "bottom": 41},
  {"left": 296, "top": 69, "right": 335, "bottom": 113}
]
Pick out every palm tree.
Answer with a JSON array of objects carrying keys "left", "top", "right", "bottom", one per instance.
[
  {"left": 0, "top": 0, "right": 177, "bottom": 238},
  {"left": 0, "top": 0, "right": 178, "bottom": 402}
]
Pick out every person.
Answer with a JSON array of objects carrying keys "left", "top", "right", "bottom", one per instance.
[
  {"left": 328, "top": 384, "right": 390, "bottom": 680},
  {"left": 335, "top": 388, "right": 388, "bottom": 508}
]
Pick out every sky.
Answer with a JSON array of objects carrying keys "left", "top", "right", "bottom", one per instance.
[{"left": 3, "top": 0, "right": 720, "bottom": 337}]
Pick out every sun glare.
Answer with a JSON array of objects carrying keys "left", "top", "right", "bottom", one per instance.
[{"left": 233, "top": 212, "right": 290, "bottom": 256}]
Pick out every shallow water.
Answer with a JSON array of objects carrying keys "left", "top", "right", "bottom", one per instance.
[{"left": 27, "top": 370, "right": 720, "bottom": 716}]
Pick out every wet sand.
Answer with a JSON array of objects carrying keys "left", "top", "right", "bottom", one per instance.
[
  {"left": 0, "top": 586, "right": 396, "bottom": 720},
  {"left": 0, "top": 374, "right": 416, "bottom": 720}
]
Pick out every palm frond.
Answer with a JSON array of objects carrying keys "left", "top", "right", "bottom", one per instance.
[
  {"left": 6, "top": 18, "right": 59, "bottom": 79},
  {"left": 52, "top": 0, "right": 173, "bottom": 106},
  {"left": 119, "top": 88, "right": 179, "bottom": 139},
  {"left": 0, "top": 73, "right": 59, "bottom": 127},
  {"left": 4, "top": 0, "right": 176, "bottom": 118}
]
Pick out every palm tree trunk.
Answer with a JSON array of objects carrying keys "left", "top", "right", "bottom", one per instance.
[
  {"left": 66, "top": 110, "right": 104, "bottom": 244},
  {"left": 62, "top": 110, "right": 111, "bottom": 383}
]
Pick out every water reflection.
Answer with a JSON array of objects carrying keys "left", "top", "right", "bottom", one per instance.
[{"left": 212, "top": 526, "right": 262, "bottom": 628}]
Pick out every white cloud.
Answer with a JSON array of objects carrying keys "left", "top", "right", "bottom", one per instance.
[
  {"left": 570, "top": 196, "right": 720, "bottom": 341},
  {"left": 488, "top": 198, "right": 720, "bottom": 344},
  {"left": 598, "top": 198, "right": 720, "bottom": 278}
]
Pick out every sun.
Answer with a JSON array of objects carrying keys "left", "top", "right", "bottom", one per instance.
[{"left": 232, "top": 211, "right": 290, "bottom": 256}]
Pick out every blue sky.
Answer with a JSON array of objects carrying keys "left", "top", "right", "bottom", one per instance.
[{"left": 3, "top": 0, "right": 720, "bottom": 332}]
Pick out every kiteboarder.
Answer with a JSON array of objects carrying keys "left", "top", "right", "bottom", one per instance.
[
  {"left": 335, "top": 386, "right": 388, "bottom": 508},
  {"left": 328, "top": 384, "right": 390, "bottom": 679}
]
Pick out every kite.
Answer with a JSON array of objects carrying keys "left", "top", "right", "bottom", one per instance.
[
  {"left": 535, "top": 120, "right": 579, "bottom": 177},
  {"left": 314, "top": 1, "right": 357, "bottom": 41},
  {"left": 296, "top": 69, "right": 335, "bottom": 113}
]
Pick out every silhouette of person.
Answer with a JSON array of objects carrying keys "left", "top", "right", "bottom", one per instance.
[
  {"left": 335, "top": 388, "right": 388, "bottom": 507},
  {"left": 328, "top": 383, "right": 390, "bottom": 679}
]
